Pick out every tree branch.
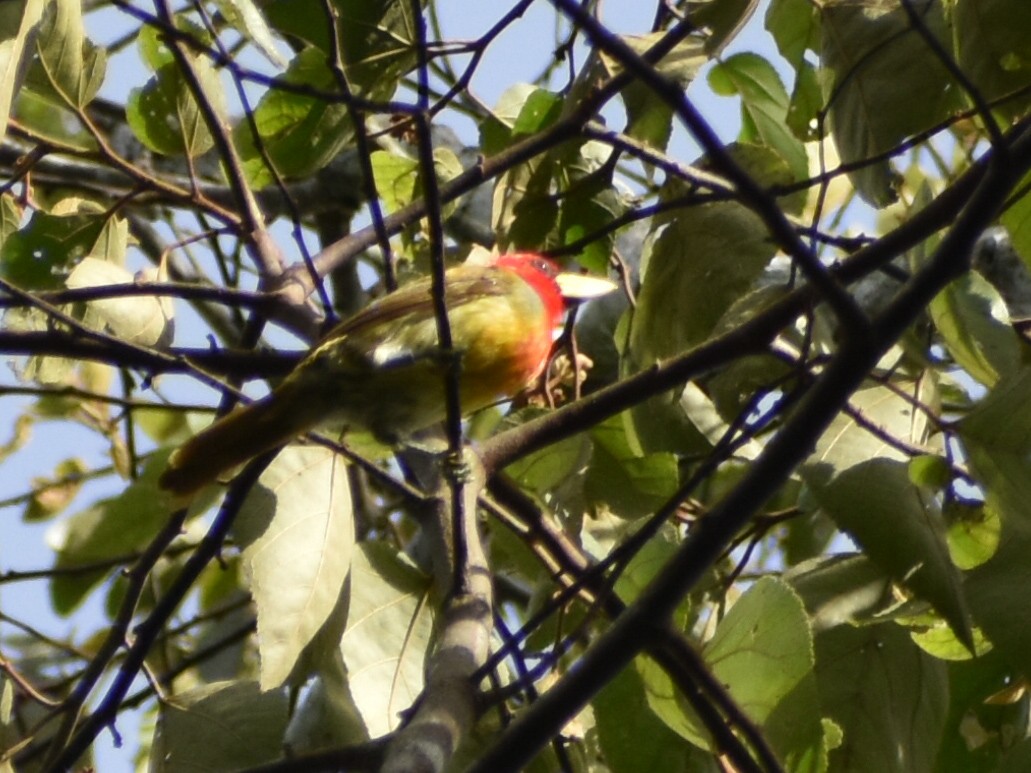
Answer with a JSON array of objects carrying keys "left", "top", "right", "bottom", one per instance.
[{"left": 382, "top": 453, "right": 493, "bottom": 773}]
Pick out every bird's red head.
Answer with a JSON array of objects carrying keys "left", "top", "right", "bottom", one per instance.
[{"left": 496, "top": 253, "right": 566, "bottom": 328}]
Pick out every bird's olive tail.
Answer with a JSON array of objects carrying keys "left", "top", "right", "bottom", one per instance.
[{"left": 158, "top": 391, "right": 316, "bottom": 496}]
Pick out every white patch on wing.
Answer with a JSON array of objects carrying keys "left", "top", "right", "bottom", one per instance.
[
  {"left": 370, "top": 340, "right": 410, "bottom": 368},
  {"left": 368, "top": 322, "right": 438, "bottom": 369}
]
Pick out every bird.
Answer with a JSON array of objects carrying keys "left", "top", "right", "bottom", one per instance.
[{"left": 158, "top": 252, "right": 615, "bottom": 495}]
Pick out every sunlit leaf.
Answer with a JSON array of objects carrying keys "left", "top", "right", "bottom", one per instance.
[
  {"left": 65, "top": 257, "right": 173, "bottom": 347},
  {"left": 370, "top": 150, "right": 418, "bottom": 214},
  {"left": 339, "top": 542, "right": 433, "bottom": 738},
  {"left": 23, "top": 457, "right": 86, "bottom": 521},
  {"left": 235, "top": 445, "right": 354, "bottom": 690},
  {"left": 803, "top": 382, "right": 923, "bottom": 487},
  {"left": 601, "top": 33, "right": 706, "bottom": 151},
  {"left": 1, "top": 209, "right": 104, "bottom": 289},
  {"left": 233, "top": 46, "right": 351, "bottom": 187},
  {"left": 214, "top": 0, "right": 288, "bottom": 69},
  {"left": 944, "top": 497, "right": 998, "bottom": 573}
]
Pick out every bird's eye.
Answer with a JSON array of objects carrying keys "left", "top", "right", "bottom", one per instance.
[{"left": 533, "top": 257, "right": 557, "bottom": 277}]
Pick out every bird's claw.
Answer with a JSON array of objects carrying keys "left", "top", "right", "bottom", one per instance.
[{"left": 444, "top": 448, "right": 473, "bottom": 484}]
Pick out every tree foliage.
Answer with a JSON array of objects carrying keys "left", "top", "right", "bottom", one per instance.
[{"left": 1, "top": 0, "right": 1031, "bottom": 770}]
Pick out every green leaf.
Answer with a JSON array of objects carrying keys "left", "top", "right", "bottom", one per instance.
[
  {"left": 597, "top": 31, "right": 706, "bottom": 87},
  {"left": 339, "top": 542, "right": 433, "bottom": 738},
  {"left": 952, "top": 0, "right": 1031, "bottom": 122},
  {"left": 370, "top": 150, "right": 418, "bottom": 214},
  {"left": 266, "top": 0, "right": 422, "bottom": 95},
  {"left": 641, "top": 578, "right": 826, "bottom": 768},
  {"left": 214, "top": 0, "right": 288, "bottom": 69},
  {"left": 49, "top": 451, "right": 176, "bottom": 615},
  {"left": 786, "top": 553, "right": 893, "bottom": 632},
  {"left": 136, "top": 19, "right": 174, "bottom": 70},
  {"left": 1001, "top": 171, "right": 1031, "bottom": 268},
  {"left": 480, "top": 83, "right": 538, "bottom": 156},
  {"left": 0, "top": 676, "right": 13, "bottom": 773},
  {"left": 593, "top": 664, "right": 692, "bottom": 773},
  {"left": 622, "top": 87, "right": 674, "bottom": 152},
  {"left": 944, "top": 500, "right": 1000, "bottom": 571},
  {"left": 0, "top": 0, "right": 45, "bottom": 138},
  {"left": 702, "top": 578, "right": 824, "bottom": 769},
  {"left": 786, "top": 60, "right": 822, "bottom": 141},
  {"left": 492, "top": 152, "right": 558, "bottom": 251},
  {"left": 0, "top": 208, "right": 105, "bottom": 289},
  {"left": 907, "top": 454, "right": 951, "bottom": 490},
  {"left": 587, "top": 414, "right": 679, "bottom": 519},
  {"left": 803, "top": 381, "right": 923, "bottom": 488},
  {"left": 32, "top": 0, "right": 105, "bottom": 109},
  {"left": 151, "top": 681, "right": 288, "bottom": 772},
  {"left": 12, "top": 86, "right": 93, "bottom": 149},
  {"left": 765, "top": 0, "right": 818, "bottom": 70},
  {"left": 503, "top": 409, "right": 591, "bottom": 500},
  {"left": 680, "top": 382, "right": 766, "bottom": 460},
  {"left": 807, "top": 459, "right": 973, "bottom": 651},
  {"left": 937, "top": 650, "right": 1016, "bottom": 773},
  {"left": 708, "top": 53, "right": 808, "bottom": 181},
  {"left": 234, "top": 46, "right": 351, "bottom": 187},
  {"left": 23, "top": 457, "right": 87, "bottom": 521},
  {"left": 126, "top": 49, "right": 226, "bottom": 158},
  {"left": 816, "top": 623, "right": 947, "bottom": 772},
  {"left": 689, "top": 0, "right": 760, "bottom": 55},
  {"left": 930, "top": 271, "right": 1021, "bottom": 387},
  {"left": 629, "top": 145, "right": 787, "bottom": 368},
  {"left": 819, "top": 0, "right": 960, "bottom": 206},
  {"left": 0, "top": 192, "right": 20, "bottom": 246},
  {"left": 65, "top": 257, "right": 173, "bottom": 347},
  {"left": 423, "top": 146, "right": 464, "bottom": 220},
  {"left": 959, "top": 367, "right": 1031, "bottom": 676},
  {"left": 488, "top": 90, "right": 623, "bottom": 260},
  {"left": 614, "top": 527, "right": 684, "bottom": 617},
  {"left": 555, "top": 142, "right": 625, "bottom": 272},
  {"left": 235, "top": 445, "right": 354, "bottom": 690},
  {"left": 605, "top": 34, "right": 706, "bottom": 151},
  {"left": 285, "top": 655, "right": 369, "bottom": 752},
  {"left": 622, "top": 166, "right": 783, "bottom": 451},
  {"left": 566, "top": 30, "right": 703, "bottom": 151},
  {"left": 909, "top": 617, "right": 992, "bottom": 661},
  {"left": 511, "top": 88, "right": 562, "bottom": 137}
]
